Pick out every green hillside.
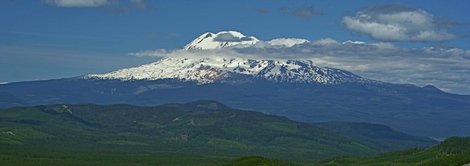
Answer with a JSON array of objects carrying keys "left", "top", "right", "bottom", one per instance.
[
  {"left": 315, "top": 121, "right": 437, "bottom": 151},
  {"left": 0, "top": 101, "right": 439, "bottom": 165},
  {"left": 315, "top": 137, "right": 470, "bottom": 166},
  {"left": 0, "top": 92, "right": 24, "bottom": 109},
  {"left": 0, "top": 101, "right": 366, "bottom": 164},
  {"left": 222, "top": 137, "right": 470, "bottom": 166}
]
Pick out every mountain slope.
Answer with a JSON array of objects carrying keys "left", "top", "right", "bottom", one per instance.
[
  {"left": 316, "top": 137, "right": 470, "bottom": 166},
  {"left": 314, "top": 122, "right": 438, "bottom": 151},
  {"left": 84, "top": 57, "right": 370, "bottom": 85},
  {"left": 1, "top": 72, "right": 470, "bottom": 137},
  {"left": 0, "top": 100, "right": 429, "bottom": 164},
  {"left": 0, "top": 92, "right": 24, "bottom": 109}
]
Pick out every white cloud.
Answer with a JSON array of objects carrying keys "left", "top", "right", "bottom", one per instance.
[
  {"left": 267, "top": 38, "right": 309, "bottom": 47},
  {"left": 41, "top": 0, "right": 110, "bottom": 7},
  {"left": 129, "top": 49, "right": 168, "bottom": 57},
  {"left": 312, "top": 38, "right": 340, "bottom": 45},
  {"left": 341, "top": 4, "right": 457, "bottom": 42},
  {"left": 130, "top": 38, "right": 470, "bottom": 94},
  {"left": 213, "top": 33, "right": 254, "bottom": 42}
]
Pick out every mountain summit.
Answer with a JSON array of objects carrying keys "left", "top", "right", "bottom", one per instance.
[
  {"left": 84, "top": 31, "right": 370, "bottom": 85},
  {"left": 182, "top": 31, "right": 259, "bottom": 50}
]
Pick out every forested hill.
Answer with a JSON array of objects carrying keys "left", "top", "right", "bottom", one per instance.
[
  {"left": 314, "top": 121, "right": 437, "bottom": 151},
  {"left": 0, "top": 100, "right": 437, "bottom": 164},
  {"left": 222, "top": 137, "right": 470, "bottom": 166},
  {"left": 315, "top": 136, "right": 470, "bottom": 166}
]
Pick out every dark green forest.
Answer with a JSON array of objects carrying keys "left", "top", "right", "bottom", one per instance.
[
  {"left": 0, "top": 101, "right": 468, "bottom": 165},
  {"left": 316, "top": 137, "right": 470, "bottom": 166}
]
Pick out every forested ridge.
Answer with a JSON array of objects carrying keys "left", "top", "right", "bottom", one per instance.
[{"left": 0, "top": 101, "right": 467, "bottom": 165}]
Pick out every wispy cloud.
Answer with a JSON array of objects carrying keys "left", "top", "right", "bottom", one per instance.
[
  {"left": 129, "top": 38, "right": 470, "bottom": 94},
  {"left": 291, "top": 6, "right": 323, "bottom": 19},
  {"left": 255, "top": 7, "right": 269, "bottom": 14},
  {"left": 278, "top": 6, "right": 323, "bottom": 19},
  {"left": 41, "top": 0, "right": 155, "bottom": 11},
  {"left": 341, "top": 4, "right": 458, "bottom": 42},
  {"left": 41, "top": 0, "right": 110, "bottom": 7},
  {"left": 128, "top": 0, "right": 153, "bottom": 10},
  {"left": 257, "top": 5, "right": 322, "bottom": 19}
]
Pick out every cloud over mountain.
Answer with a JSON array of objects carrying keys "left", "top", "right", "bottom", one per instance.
[
  {"left": 341, "top": 4, "right": 458, "bottom": 42},
  {"left": 213, "top": 33, "right": 255, "bottom": 42}
]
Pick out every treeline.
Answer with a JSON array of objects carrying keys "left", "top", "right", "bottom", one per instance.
[
  {"left": 313, "top": 136, "right": 470, "bottom": 166},
  {"left": 221, "top": 156, "right": 300, "bottom": 166},
  {"left": 438, "top": 136, "right": 470, "bottom": 154}
]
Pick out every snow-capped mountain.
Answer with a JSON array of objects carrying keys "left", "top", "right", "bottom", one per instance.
[
  {"left": 182, "top": 31, "right": 259, "bottom": 50},
  {"left": 84, "top": 31, "right": 368, "bottom": 84},
  {"left": 4, "top": 31, "right": 470, "bottom": 138},
  {"left": 84, "top": 57, "right": 366, "bottom": 84}
]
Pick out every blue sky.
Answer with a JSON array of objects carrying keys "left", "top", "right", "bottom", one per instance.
[{"left": 1, "top": 0, "right": 469, "bottom": 94}]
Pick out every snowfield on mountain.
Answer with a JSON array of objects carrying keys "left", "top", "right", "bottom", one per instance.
[{"left": 84, "top": 31, "right": 372, "bottom": 85}]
